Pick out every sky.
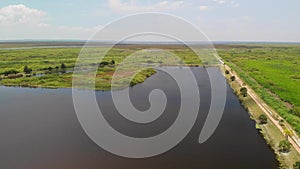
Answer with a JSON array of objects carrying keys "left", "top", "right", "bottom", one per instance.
[{"left": 0, "top": 0, "right": 299, "bottom": 42}]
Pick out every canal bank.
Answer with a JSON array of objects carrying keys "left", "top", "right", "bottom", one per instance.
[{"left": 221, "top": 64, "right": 300, "bottom": 169}]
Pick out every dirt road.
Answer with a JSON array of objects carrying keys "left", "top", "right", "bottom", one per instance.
[{"left": 224, "top": 65, "right": 300, "bottom": 154}]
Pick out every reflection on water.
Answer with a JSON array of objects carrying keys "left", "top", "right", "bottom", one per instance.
[{"left": 0, "top": 67, "right": 278, "bottom": 169}]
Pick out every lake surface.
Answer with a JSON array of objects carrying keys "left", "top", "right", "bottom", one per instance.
[{"left": 0, "top": 67, "right": 278, "bottom": 169}]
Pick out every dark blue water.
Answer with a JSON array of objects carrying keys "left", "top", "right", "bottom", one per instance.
[{"left": 0, "top": 67, "right": 278, "bottom": 169}]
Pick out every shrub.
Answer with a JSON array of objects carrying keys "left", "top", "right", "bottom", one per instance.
[
  {"left": 240, "top": 87, "right": 248, "bottom": 97},
  {"left": 23, "top": 65, "right": 32, "bottom": 74},
  {"left": 259, "top": 114, "right": 268, "bottom": 124},
  {"left": 294, "top": 161, "right": 300, "bottom": 169},
  {"left": 100, "top": 61, "right": 109, "bottom": 67},
  {"left": 279, "top": 119, "right": 285, "bottom": 126},
  {"left": 225, "top": 70, "right": 230, "bottom": 74},
  {"left": 278, "top": 140, "right": 291, "bottom": 153},
  {"left": 61, "top": 63, "right": 66, "bottom": 69}
]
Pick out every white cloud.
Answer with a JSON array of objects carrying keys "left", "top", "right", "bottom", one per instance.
[
  {"left": 197, "top": 0, "right": 239, "bottom": 12},
  {"left": 38, "top": 23, "right": 50, "bottom": 28},
  {"left": 213, "top": 0, "right": 239, "bottom": 7},
  {"left": 57, "top": 25, "right": 101, "bottom": 33},
  {"left": 0, "top": 4, "right": 47, "bottom": 25},
  {"left": 216, "top": 0, "right": 226, "bottom": 4},
  {"left": 0, "top": 4, "right": 100, "bottom": 40},
  {"left": 108, "top": 0, "right": 185, "bottom": 13},
  {"left": 199, "top": 5, "right": 210, "bottom": 11}
]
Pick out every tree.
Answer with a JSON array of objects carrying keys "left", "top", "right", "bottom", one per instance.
[
  {"left": 240, "top": 87, "right": 248, "bottom": 97},
  {"left": 259, "top": 114, "right": 268, "bottom": 124},
  {"left": 48, "top": 67, "right": 53, "bottom": 71},
  {"left": 225, "top": 70, "right": 230, "bottom": 75},
  {"left": 61, "top": 63, "right": 66, "bottom": 69},
  {"left": 294, "top": 161, "right": 300, "bottom": 169},
  {"left": 23, "top": 65, "right": 32, "bottom": 74},
  {"left": 278, "top": 140, "right": 291, "bottom": 153},
  {"left": 111, "top": 60, "right": 115, "bottom": 65},
  {"left": 284, "top": 129, "right": 294, "bottom": 139},
  {"left": 279, "top": 119, "right": 285, "bottom": 126},
  {"left": 230, "top": 76, "right": 236, "bottom": 81},
  {"left": 100, "top": 61, "right": 109, "bottom": 67}
]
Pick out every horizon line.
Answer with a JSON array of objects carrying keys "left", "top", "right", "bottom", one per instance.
[{"left": 1, "top": 39, "right": 300, "bottom": 44}]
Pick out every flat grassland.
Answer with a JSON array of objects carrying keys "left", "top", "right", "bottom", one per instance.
[
  {"left": 0, "top": 44, "right": 299, "bottom": 133},
  {"left": 218, "top": 44, "right": 300, "bottom": 168},
  {"left": 0, "top": 47, "right": 156, "bottom": 90},
  {"left": 0, "top": 42, "right": 299, "bottom": 167},
  {"left": 217, "top": 44, "right": 300, "bottom": 134},
  {"left": 224, "top": 72, "right": 300, "bottom": 168}
]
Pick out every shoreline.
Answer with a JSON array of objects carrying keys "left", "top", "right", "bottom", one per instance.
[
  {"left": 0, "top": 69, "right": 157, "bottom": 91},
  {"left": 0, "top": 65, "right": 205, "bottom": 91},
  {"left": 1, "top": 64, "right": 298, "bottom": 167},
  {"left": 221, "top": 64, "right": 300, "bottom": 168}
]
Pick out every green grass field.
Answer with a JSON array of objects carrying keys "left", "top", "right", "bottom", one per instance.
[
  {"left": 223, "top": 69, "right": 300, "bottom": 169},
  {"left": 0, "top": 43, "right": 299, "bottom": 168},
  {"left": 0, "top": 45, "right": 201, "bottom": 90},
  {"left": 218, "top": 44, "right": 300, "bottom": 134},
  {"left": 0, "top": 44, "right": 299, "bottom": 134}
]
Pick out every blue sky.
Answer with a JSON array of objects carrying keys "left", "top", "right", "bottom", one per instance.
[{"left": 0, "top": 0, "right": 299, "bottom": 41}]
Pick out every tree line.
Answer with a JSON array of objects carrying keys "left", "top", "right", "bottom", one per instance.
[{"left": 0, "top": 63, "right": 67, "bottom": 77}]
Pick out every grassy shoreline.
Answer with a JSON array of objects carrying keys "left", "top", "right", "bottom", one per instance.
[
  {"left": 0, "top": 46, "right": 201, "bottom": 90},
  {"left": 218, "top": 45, "right": 300, "bottom": 135},
  {"left": 0, "top": 68, "right": 157, "bottom": 91},
  {"left": 225, "top": 61, "right": 300, "bottom": 135},
  {"left": 1, "top": 44, "right": 299, "bottom": 167},
  {"left": 222, "top": 65, "right": 300, "bottom": 169}
]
